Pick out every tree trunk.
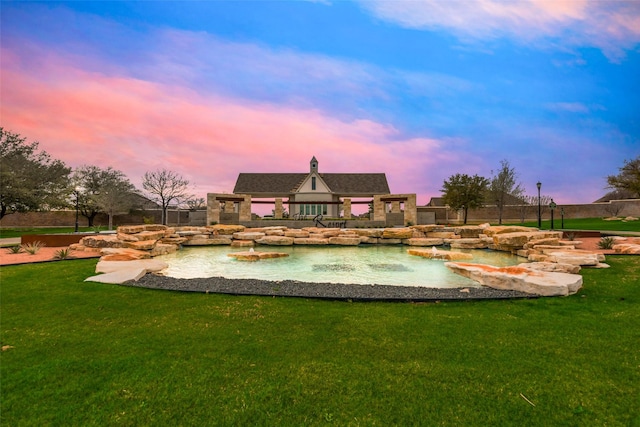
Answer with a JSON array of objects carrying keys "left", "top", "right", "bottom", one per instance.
[{"left": 463, "top": 207, "right": 468, "bottom": 224}]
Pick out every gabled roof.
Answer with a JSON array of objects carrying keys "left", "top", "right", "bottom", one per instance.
[{"left": 233, "top": 173, "right": 390, "bottom": 196}]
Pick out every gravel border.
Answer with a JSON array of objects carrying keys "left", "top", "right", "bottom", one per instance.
[{"left": 133, "top": 274, "right": 535, "bottom": 302}]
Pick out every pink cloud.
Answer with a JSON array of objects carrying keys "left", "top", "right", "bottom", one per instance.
[
  {"left": 1, "top": 46, "right": 459, "bottom": 207},
  {"left": 360, "top": 0, "right": 640, "bottom": 62}
]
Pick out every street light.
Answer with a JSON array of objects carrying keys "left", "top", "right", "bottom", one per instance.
[{"left": 536, "top": 181, "right": 542, "bottom": 229}]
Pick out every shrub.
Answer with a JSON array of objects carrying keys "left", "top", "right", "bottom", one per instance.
[
  {"left": 598, "top": 236, "right": 615, "bottom": 249},
  {"left": 6, "top": 245, "right": 23, "bottom": 254},
  {"left": 21, "top": 241, "right": 44, "bottom": 255},
  {"left": 53, "top": 248, "right": 73, "bottom": 260}
]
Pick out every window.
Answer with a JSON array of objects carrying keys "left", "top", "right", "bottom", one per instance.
[{"left": 311, "top": 177, "right": 316, "bottom": 190}]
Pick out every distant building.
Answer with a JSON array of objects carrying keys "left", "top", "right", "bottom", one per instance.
[{"left": 232, "top": 156, "right": 390, "bottom": 217}]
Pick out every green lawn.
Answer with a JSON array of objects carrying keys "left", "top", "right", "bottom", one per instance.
[
  {"left": 514, "top": 217, "right": 640, "bottom": 232},
  {"left": 1, "top": 257, "right": 639, "bottom": 426}
]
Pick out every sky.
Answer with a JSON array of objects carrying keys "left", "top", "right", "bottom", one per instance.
[{"left": 1, "top": 0, "right": 639, "bottom": 212}]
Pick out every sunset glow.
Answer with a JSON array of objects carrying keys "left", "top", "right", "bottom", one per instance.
[{"left": 1, "top": 1, "right": 638, "bottom": 205}]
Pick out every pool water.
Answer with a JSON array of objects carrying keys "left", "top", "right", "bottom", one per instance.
[{"left": 158, "top": 245, "right": 524, "bottom": 288}]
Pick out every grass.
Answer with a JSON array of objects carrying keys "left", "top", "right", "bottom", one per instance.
[
  {"left": 1, "top": 257, "right": 639, "bottom": 425},
  {"left": 514, "top": 217, "right": 640, "bottom": 232}
]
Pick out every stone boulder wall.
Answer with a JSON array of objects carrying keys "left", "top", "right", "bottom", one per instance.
[
  {"left": 445, "top": 262, "right": 583, "bottom": 297},
  {"left": 232, "top": 232, "right": 266, "bottom": 241},
  {"left": 328, "top": 236, "right": 361, "bottom": 246},
  {"left": 382, "top": 228, "right": 413, "bottom": 239},
  {"left": 449, "top": 238, "right": 489, "bottom": 249},
  {"left": 490, "top": 231, "right": 563, "bottom": 252},
  {"left": 613, "top": 243, "right": 640, "bottom": 254},
  {"left": 211, "top": 224, "right": 246, "bottom": 235},
  {"left": 403, "top": 238, "right": 444, "bottom": 246},
  {"left": 294, "top": 237, "right": 329, "bottom": 245},
  {"left": 255, "top": 236, "right": 295, "bottom": 246},
  {"left": 483, "top": 226, "right": 537, "bottom": 237},
  {"left": 182, "top": 236, "right": 232, "bottom": 246},
  {"left": 78, "top": 235, "right": 125, "bottom": 249}
]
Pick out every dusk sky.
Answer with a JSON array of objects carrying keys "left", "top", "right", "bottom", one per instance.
[{"left": 2, "top": 1, "right": 639, "bottom": 210}]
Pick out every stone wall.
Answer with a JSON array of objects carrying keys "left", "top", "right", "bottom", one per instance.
[
  {"left": 0, "top": 209, "right": 200, "bottom": 228},
  {"left": 418, "top": 199, "right": 640, "bottom": 224}
]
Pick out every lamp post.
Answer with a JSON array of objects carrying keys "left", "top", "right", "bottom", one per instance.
[
  {"left": 536, "top": 181, "right": 542, "bottom": 229},
  {"left": 549, "top": 199, "right": 557, "bottom": 230},
  {"left": 74, "top": 187, "right": 80, "bottom": 233}
]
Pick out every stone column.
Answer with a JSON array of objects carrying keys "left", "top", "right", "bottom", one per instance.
[
  {"left": 391, "top": 201, "right": 401, "bottom": 213},
  {"left": 275, "top": 198, "right": 283, "bottom": 219},
  {"left": 224, "top": 201, "right": 235, "bottom": 213},
  {"left": 343, "top": 198, "right": 352, "bottom": 219},
  {"left": 207, "top": 193, "right": 221, "bottom": 225},
  {"left": 372, "top": 195, "right": 386, "bottom": 222},
  {"left": 404, "top": 194, "right": 417, "bottom": 225},
  {"left": 238, "top": 194, "right": 252, "bottom": 222}
]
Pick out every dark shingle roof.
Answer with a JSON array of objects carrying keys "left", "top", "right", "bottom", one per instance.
[{"left": 233, "top": 173, "right": 390, "bottom": 196}]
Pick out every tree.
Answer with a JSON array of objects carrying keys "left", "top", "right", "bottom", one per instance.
[
  {"left": 518, "top": 195, "right": 552, "bottom": 223},
  {"left": 607, "top": 156, "right": 640, "bottom": 198},
  {"left": 142, "top": 169, "right": 190, "bottom": 225},
  {"left": 487, "top": 159, "right": 524, "bottom": 225},
  {"left": 72, "top": 166, "right": 138, "bottom": 228},
  {"left": 0, "top": 128, "right": 71, "bottom": 219},
  {"left": 441, "top": 173, "right": 489, "bottom": 224}
]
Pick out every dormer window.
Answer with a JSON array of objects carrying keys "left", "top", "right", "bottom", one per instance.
[{"left": 311, "top": 176, "right": 316, "bottom": 190}]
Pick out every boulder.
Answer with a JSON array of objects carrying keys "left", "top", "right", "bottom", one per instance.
[
  {"left": 408, "top": 248, "right": 473, "bottom": 261},
  {"left": 445, "top": 262, "right": 582, "bottom": 296},
  {"left": 520, "top": 262, "right": 581, "bottom": 274},
  {"left": 149, "top": 243, "right": 179, "bottom": 256},
  {"left": 182, "top": 237, "right": 232, "bottom": 246},
  {"left": 100, "top": 248, "right": 151, "bottom": 260},
  {"left": 160, "top": 237, "right": 188, "bottom": 245},
  {"left": 125, "top": 240, "right": 158, "bottom": 251},
  {"left": 294, "top": 238, "right": 329, "bottom": 245},
  {"left": 359, "top": 236, "right": 379, "bottom": 244},
  {"left": 382, "top": 228, "right": 413, "bottom": 239},
  {"left": 328, "top": 236, "right": 361, "bottom": 246},
  {"left": 426, "top": 231, "right": 458, "bottom": 239},
  {"left": 255, "top": 236, "right": 294, "bottom": 246},
  {"left": 450, "top": 238, "right": 488, "bottom": 249},
  {"left": 350, "top": 229, "right": 384, "bottom": 238},
  {"left": 613, "top": 243, "right": 640, "bottom": 254},
  {"left": 546, "top": 251, "right": 603, "bottom": 266},
  {"left": 483, "top": 226, "right": 537, "bottom": 237},
  {"left": 403, "top": 238, "right": 444, "bottom": 246},
  {"left": 523, "top": 238, "right": 560, "bottom": 249},
  {"left": 378, "top": 238, "right": 402, "bottom": 245},
  {"left": 210, "top": 224, "right": 246, "bottom": 235},
  {"left": 284, "top": 230, "right": 310, "bottom": 238},
  {"left": 227, "top": 251, "right": 289, "bottom": 261},
  {"left": 116, "top": 225, "right": 146, "bottom": 234},
  {"left": 410, "top": 225, "right": 439, "bottom": 233},
  {"left": 231, "top": 240, "right": 255, "bottom": 248},
  {"left": 492, "top": 231, "right": 563, "bottom": 249},
  {"left": 232, "top": 232, "right": 266, "bottom": 241},
  {"left": 265, "top": 230, "right": 285, "bottom": 236},
  {"left": 454, "top": 226, "right": 483, "bottom": 238},
  {"left": 86, "top": 259, "right": 169, "bottom": 284},
  {"left": 80, "top": 235, "right": 124, "bottom": 249}
]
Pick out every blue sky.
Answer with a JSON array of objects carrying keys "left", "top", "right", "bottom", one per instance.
[{"left": 1, "top": 1, "right": 639, "bottom": 208}]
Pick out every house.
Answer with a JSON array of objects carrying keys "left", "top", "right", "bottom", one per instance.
[{"left": 232, "top": 156, "right": 390, "bottom": 217}]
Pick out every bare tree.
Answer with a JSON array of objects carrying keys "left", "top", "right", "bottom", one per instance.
[
  {"left": 142, "top": 169, "right": 190, "bottom": 225},
  {"left": 519, "top": 195, "right": 552, "bottom": 223},
  {"left": 487, "top": 159, "right": 524, "bottom": 225}
]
